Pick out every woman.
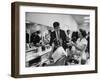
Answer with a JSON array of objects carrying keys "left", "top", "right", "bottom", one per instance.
[{"left": 69, "top": 29, "right": 88, "bottom": 65}]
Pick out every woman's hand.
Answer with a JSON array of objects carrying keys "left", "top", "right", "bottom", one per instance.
[
  {"left": 67, "top": 41, "right": 74, "bottom": 46},
  {"left": 67, "top": 43, "right": 71, "bottom": 46},
  {"left": 70, "top": 41, "right": 75, "bottom": 46}
]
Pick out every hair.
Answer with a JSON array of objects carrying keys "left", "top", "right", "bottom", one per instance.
[
  {"left": 36, "top": 31, "right": 40, "bottom": 34},
  {"left": 53, "top": 22, "right": 60, "bottom": 28},
  {"left": 71, "top": 31, "right": 79, "bottom": 43},
  {"left": 48, "top": 30, "right": 51, "bottom": 33},
  {"left": 79, "top": 29, "right": 87, "bottom": 38},
  {"left": 67, "top": 29, "right": 70, "bottom": 32}
]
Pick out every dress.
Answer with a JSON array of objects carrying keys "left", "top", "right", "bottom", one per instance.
[{"left": 76, "top": 38, "right": 88, "bottom": 60}]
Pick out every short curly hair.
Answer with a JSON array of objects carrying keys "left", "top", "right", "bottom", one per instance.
[
  {"left": 53, "top": 22, "right": 60, "bottom": 28},
  {"left": 79, "top": 29, "right": 87, "bottom": 38}
]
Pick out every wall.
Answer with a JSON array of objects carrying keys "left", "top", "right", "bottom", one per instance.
[
  {"left": 26, "top": 13, "right": 78, "bottom": 31},
  {"left": 0, "top": 0, "right": 100, "bottom": 80},
  {"left": 78, "top": 24, "right": 90, "bottom": 33}
]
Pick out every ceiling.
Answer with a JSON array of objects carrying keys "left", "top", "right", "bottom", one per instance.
[{"left": 72, "top": 15, "right": 90, "bottom": 25}]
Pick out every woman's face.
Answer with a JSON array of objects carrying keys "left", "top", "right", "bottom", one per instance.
[{"left": 78, "top": 31, "right": 82, "bottom": 38}]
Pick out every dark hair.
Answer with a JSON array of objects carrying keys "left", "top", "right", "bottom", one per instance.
[
  {"left": 71, "top": 31, "right": 79, "bottom": 43},
  {"left": 79, "top": 29, "right": 87, "bottom": 38},
  {"left": 67, "top": 29, "right": 70, "bottom": 32},
  {"left": 48, "top": 30, "right": 51, "bottom": 33},
  {"left": 53, "top": 22, "right": 60, "bottom": 28},
  {"left": 36, "top": 31, "right": 40, "bottom": 34}
]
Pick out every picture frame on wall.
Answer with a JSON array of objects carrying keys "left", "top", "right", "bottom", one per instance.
[{"left": 11, "top": 2, "right": 98, "bottom": 78}]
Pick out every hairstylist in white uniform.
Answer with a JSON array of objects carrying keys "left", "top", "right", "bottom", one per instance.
[{"left": 69, "top": 29, "right": 88, "bottom": 65}]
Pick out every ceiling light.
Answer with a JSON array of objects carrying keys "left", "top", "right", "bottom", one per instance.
[{"left": 84, "top": 16, "right": 90, "bottom": 20}]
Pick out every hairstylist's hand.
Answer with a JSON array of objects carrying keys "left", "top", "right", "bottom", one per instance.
[{"left": 67, "top": 41, "right": 72, "bottom": 46}]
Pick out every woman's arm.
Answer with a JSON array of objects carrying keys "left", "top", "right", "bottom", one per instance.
[
  {"left": 71, "top": 41, "right": 87, "bottom": 52},
  {"left": 49, "top": 43, "right": 55, "bottom": 58}
]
